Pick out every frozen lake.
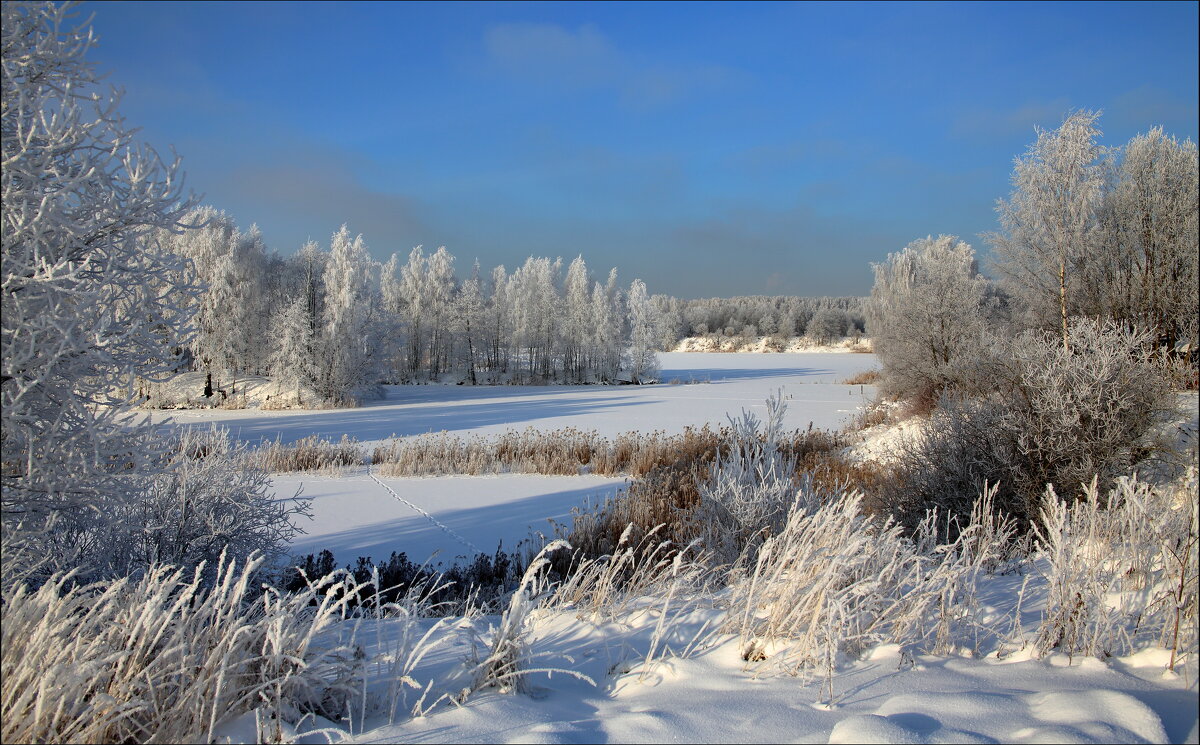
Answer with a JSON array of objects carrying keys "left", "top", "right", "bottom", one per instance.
[
  {"left": 160, "top": 351, "right": 879, "bottom": 448},
  {"left": 156, "top": 352, "right": 879, "bottom": 566}
]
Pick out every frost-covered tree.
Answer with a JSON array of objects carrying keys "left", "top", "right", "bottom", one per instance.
[
  {"left": 399, "top": 246, "right": 428, "bottom": 379},
  {"left": 425, "top": 246, "right": 456, "bottom": 379},
  {"left": 268, "top": 297, "right": 316, "bottom": 403},
  {"left": 2, "top": 1, "right": 198, "bottom": 576},
  {"left": 452, "top": 262, "right": 486, "bottom": 384},
  {"left": 592, "top": 270, "right": 625, "bottom": 382},
  {"left": 295, "top": 239, "right": 328, "bottom": 335},
  {"left": 627, "top": 279, "right": 660, "bottom": 384},
  {"left": 989, "top": 110, "right": 1107, "bottom": 348},
  {"left": 866, "top": 235, "right": 994, "bottom": 399},
  {"left": 651, "top": 294, "right": 685, "bottom": 350},
  {"left": 318, "top": 225, "right": 371, "bottom": 401},
  {"left": 486, "top": 264, "right": 512, "bottom": 375},
  {"left": 510, "top": 257, "right": 561, "bottom": 381},
  {"left": 1094, "top": 127, "right": 1199, "bottom": 351},
  {"left": 563, "top": 256, "right": 592, "bottom": 383},
  {"left": 807, "top": 308, "right": 851, "bottom": 344}
]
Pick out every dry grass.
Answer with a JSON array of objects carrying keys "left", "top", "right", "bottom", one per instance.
[
  {"left": 250, "top": 434, "right": 365, "bottom": 473},
  {"left": 371, "top": 426, "right": 724, "bottom": 479},
  {"left": 1, "top": 553, "right": 365, "bottom": 744},
  {"left": 563, "top": 426, "right": 857, "bottom": 562},
  {"left": 842, "top": 369, "right": 881, "bottom": 385}
]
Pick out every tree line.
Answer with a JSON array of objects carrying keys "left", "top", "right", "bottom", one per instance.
[
  {"left": 154, "top": 215, "right": 667, "bottom": 403},
  {"left": 154, "top": 214, "right": 872, "bottom": 405}
]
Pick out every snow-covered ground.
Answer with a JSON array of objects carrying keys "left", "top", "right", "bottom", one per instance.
[
  {"left": 240, "top": 352, "right": 877, "bottom": 566},
  {"left": 282, "top": 471, "right": 627, "bottom": 567},
  {"left": 216, "top": 574, "right": 1199, "bottom": 745},
  {"left": 151, "top": 352, "right": 1196, "bottom": 745},
  {"left": 154, "top": 352, "right": 880, "bottom": 449}
]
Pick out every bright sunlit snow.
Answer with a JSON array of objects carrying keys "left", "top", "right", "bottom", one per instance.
[{"left": 157, "top": 352, "right": 879, "bottom": 447}]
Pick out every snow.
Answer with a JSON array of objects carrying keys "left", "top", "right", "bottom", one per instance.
[
  {"left": 212, "top": 593, "right": 1196, "bottom": 745},
  {"left": 171, "top": 352, "right": 874, "bottom": 566},
  {"left": 155, "top": 352, "right": 880, "bottom": 449},
  {"left": 281, "top": 471, "right": 626, "bottom": 566},
  {"left": 169, "top": 353, "right": 1193, "bottom": 744}
]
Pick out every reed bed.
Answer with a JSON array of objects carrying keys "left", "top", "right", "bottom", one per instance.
[
  {"left": 249, "top": 434, "right": 366, "bottom": 473},
  {"left": 371, "top": 425, "right": 725, "bottom": 478}
]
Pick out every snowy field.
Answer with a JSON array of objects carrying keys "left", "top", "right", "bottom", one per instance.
[
  {"left": 157, "top": 352, "right": 879, "bottom": 447},
  {"left": 159, "top": 353, "right": 1198, "bottom": 745},
  {"left": 214, "top": 572, "right": 1200, "bottom": 745},
  {"left": 280, "top": 471, "right": 627, "bottom": 567},
  {"left": 153, "top": 352, "right": 878, "bottom": 566}
]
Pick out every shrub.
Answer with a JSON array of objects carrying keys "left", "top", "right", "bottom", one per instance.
[
  {"left": 10, "top": 427, "right": 311, "bottom": 585},
  {"left": 883, "top": 319, "right": 1171, "bottom": 529},
  {"left": 689, "top": 392, "right": 800, "bottom": 565},
  {"left": 120, "top": 427, "right": 311, "bottom": 578},
  {"left": 842, "top": 369, "right": 881, "bottom": 385},
  {"left": 562, "top": 397, "right": 852, "bottom": 569}
]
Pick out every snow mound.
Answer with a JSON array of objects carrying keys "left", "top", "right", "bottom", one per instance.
[
  {"left": 829, "top": 689, "right": 1169, "bottom": 745},
  {"left": 842, "top": 416, "right": 926, "bottom": 466}
]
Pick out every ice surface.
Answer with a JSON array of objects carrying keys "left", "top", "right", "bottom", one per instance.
[{"left": 155, "top": 352, "right": 879, "bottom": 448}]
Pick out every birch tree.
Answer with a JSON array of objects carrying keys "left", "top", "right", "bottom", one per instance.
[
  {"left": 319, "top": 225, "right": 371, "bottom": 401},
  {"left": 563, "top": 256, "right": 592, "bottom": 383},
  {"left": 399, "top": 246, "right": 427, "bottom": 379},
  {"left": 453, "top": 262, "right": 486, "bottom": 384},
  {"left": 268, "top": 297, "right": 316, "bottom": 403},
  {"left": 627, "top": 279, "right": 660, "bottom": 384},
  {"left": 425, "top": 246, "right": 456, "bottom": 379},
  {"left": 988, "top": 110, "right": 1106, "bottom": 348},
  {"left": 1098, "top": 128, "right": 1199, "bottom": 350}
]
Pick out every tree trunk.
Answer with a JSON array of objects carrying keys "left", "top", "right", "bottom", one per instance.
[{"left": 1059, "top": 255, "right": 1070, "bottom": 351}]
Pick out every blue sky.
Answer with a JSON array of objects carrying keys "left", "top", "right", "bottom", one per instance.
[{"left": 84, "top": 1, "right": 1197, "bottom": 298}]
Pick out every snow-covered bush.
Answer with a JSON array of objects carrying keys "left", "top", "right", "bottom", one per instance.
[
  {"left": 865, "top": 235, "right": 994, "bottom": 401},
  {"left": 886, "top": 319, "right": 1170, "bottom": 528},
  {"left": 1033, "top": 472, "right": 1198, "bottom": 667},
  {"left": 690, "top": 391, "right": 800, "bottom": 565},
  {"left": 1, "top": 553, "right": 365, "bottom": 744},
  {"left": 15, "top": 426, "right": 311, "bottom": 583},
  {"left": 121, "top": 428, "right": 311, "bottom": 576}
]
